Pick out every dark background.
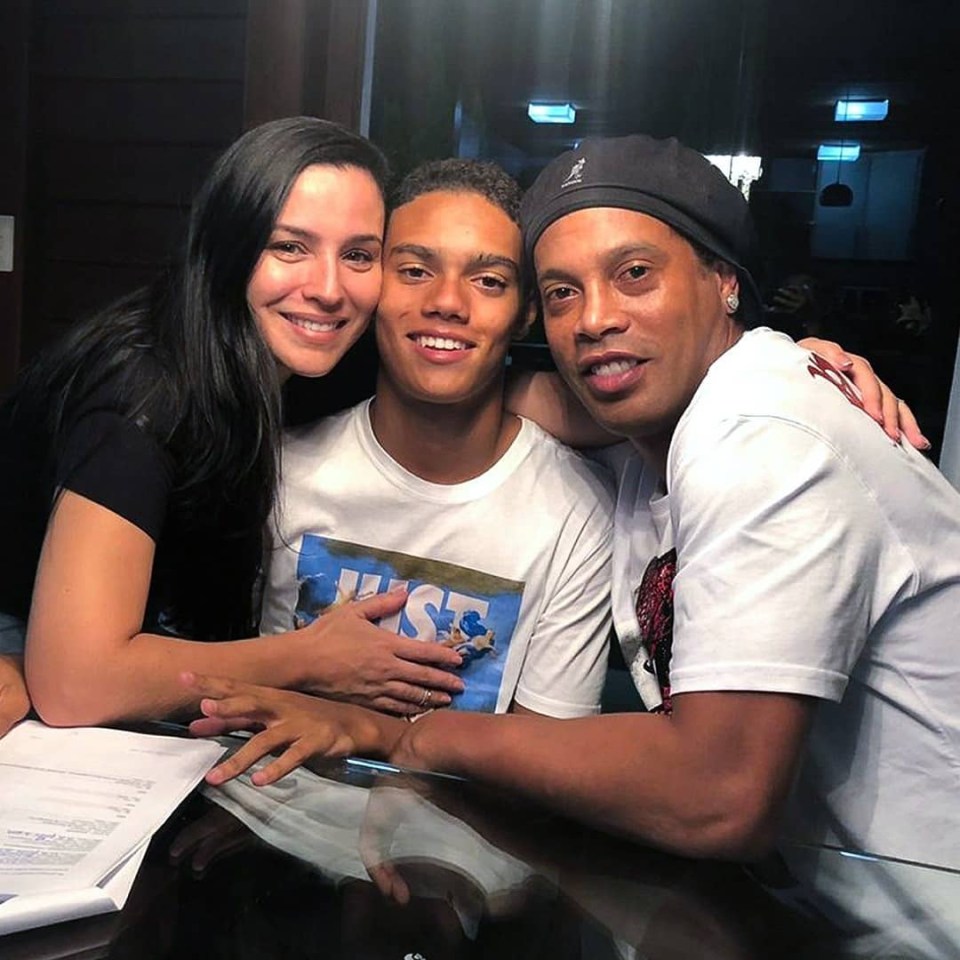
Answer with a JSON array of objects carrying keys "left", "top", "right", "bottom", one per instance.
[{"left": 1, "top": 0, "right": 957, "bottom": 454}]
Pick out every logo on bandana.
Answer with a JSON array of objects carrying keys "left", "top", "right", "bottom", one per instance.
[
  {"left": 561, "top": 157, "right": 586, "bottom": 188},
  {"left": 634, "top": 549, "right": 677, "bottom": 714}
]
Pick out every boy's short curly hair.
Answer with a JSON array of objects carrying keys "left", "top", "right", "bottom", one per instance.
[{"left": 390, "top": 158, "right": 522, "bottom": 225}]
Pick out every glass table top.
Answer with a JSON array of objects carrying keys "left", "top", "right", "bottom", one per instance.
[{"left": 5, "top": 745, "right": 958, "bottom": 960}]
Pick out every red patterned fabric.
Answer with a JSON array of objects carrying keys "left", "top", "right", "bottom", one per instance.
[{"left": 635, "top": 549, "right": 677, "bottom": 714}]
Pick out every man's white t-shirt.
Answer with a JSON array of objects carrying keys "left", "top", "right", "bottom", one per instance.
[
  {"left": 262, "top": 399, "right": 614, "bottom": 718},
  {"left": 611, "top": 328, "right": 960, "bottom": 872}
]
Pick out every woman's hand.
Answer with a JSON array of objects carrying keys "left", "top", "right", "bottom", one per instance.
[
  {"left": 293, "top": 590, "right": 465, "bottom": 715},
  {"left": 183, "top": 672, "right": 406, "bottom": 787},
  {"left": 797, "top": 337, "right": 928, "bottom": 449},
  {"left": 0, "top": 655, "right": 29, "bottom": 737}
]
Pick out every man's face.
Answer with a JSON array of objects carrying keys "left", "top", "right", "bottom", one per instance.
[
  {"left": 376, "top": 190, "right": 526, "bottom": 407},
  {"left": 534, "top": 207, "right": 740, "bottom": 445}
]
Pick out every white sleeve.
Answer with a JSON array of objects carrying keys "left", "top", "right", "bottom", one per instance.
[
  {"left": 667, "top": 416, "right": 904, "bottom": 702},
  {"left": 513, "top": 499, "right": 613, "bottom": 719},
  {"left": 258, "top": 520, "right": 300, "bottom": 636}
]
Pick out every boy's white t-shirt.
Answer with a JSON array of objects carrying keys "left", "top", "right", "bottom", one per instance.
[{"left": 262, "top": 400, "right": 614, "bottom": 718}]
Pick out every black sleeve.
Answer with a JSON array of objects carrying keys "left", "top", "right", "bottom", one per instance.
[{"left": 56, "top": 410, "right": 173, "bottom": 541}]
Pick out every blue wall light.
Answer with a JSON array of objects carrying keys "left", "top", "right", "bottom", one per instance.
[
  {"left": 835, "top": 99, "right": 889, "bottom": 122},
  {"left": 527, "top": 102, "right": 576, "bottom": 124},
  {"left": 818, "top": 142, "right": 861, "bottom": 162}
]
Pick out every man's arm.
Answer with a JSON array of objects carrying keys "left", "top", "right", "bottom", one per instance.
[
  {"left": 397, "top": 690, "right": 814, "bottom": 860},
  {"left": 188, "top": 674, "right": 813, "bottom": 861},
  {"left": 504, "top": 370, "right": 617, "bottom": 447}
]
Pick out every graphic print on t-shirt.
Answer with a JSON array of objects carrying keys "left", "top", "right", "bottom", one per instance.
[
  {"left": 295, "top": 535, "right": 525, "bottom": 712},
  {"left": 634, "top": 548, "right": 677, "bottom": 714}
]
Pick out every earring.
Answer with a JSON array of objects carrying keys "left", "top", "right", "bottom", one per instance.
[{"left": 725, "top": 292, "right": 740, "bottom": 314}]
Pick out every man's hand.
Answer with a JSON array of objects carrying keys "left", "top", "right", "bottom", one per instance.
[
  {"left": 183, "top": 672, "right": 406, "bottom": 787},
  {"left": 0, "top": 655, "right": 29, "bottom": 737},
  {"left": 293, "top": 590, "right": 465, "bottom": 715},
  {"left": 797, "top": 337, "right": 928, "bottom": 449}
]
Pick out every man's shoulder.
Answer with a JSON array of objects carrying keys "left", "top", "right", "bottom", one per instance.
[
  {"left": 682, "top": 328, "right": 878, "bottom": 445},
  {"left": 669, "top": 329, "right": 960, "bottom": 537}
]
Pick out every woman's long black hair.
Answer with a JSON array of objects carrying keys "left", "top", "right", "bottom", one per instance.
[{"left": 12, "top": 117, "right": 390, "bottom": 639}]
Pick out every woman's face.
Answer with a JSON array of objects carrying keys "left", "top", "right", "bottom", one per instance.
[{"left": 247, "top": 164, "right": 385, "bottom": 381}]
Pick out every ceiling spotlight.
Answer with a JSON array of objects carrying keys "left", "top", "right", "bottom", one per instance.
[
  {"left": 835, "top": 99, "right": 889, "bottom": 122},
  {"left": 527, "top": 102, "right": 576, "bottom": 124},
  {"left": 817, "top": 143, "right": 861, "bottom": 163}
]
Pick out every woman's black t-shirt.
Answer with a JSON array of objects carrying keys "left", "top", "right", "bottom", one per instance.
[
  {"left": 0, "top": 375, "right": 260, "bottom": 640},
  {"left": 0, "top": 324, "right": 380, "bottom": 640}
]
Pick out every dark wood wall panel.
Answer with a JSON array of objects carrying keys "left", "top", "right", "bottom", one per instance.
[
  {"left": 0, "top": 0, "right": 31, "bottom": 389},
  {"left": 36, "top": 18, "right": 246, "bottom": 80},
  {"left": 43, "top": 204, "right": 188, "bottom": 264},
  {"left": 21, "top": 0, "right": 248, "bottom": 362},
  {"left": 38, "top": 81, "right": 243, "bottom": 143},
  {"left": 39, "top": 0, "right": 246, "bottom": 18},
  {"left": 40, "top": 143, "right": 222, "bottom": 206}
]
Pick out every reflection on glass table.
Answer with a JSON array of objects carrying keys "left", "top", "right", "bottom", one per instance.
[
  {"left": 774, "top": 840, "right": 960, "bottom": 959},
  {"left": 4, "top": 749, "right": 957, "bottom": 959}
]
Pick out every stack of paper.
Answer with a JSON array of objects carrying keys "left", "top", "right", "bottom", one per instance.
[{"left": 0, "top": 721, "right": 225, "bottom": 935}]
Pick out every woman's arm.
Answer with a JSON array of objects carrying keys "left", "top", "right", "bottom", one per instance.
[
  {"left": 0, "top": 655, "right": 29, "bottom": 736},
  {"left": 24, "top": 492, "right": 463, "bottom": 727}
]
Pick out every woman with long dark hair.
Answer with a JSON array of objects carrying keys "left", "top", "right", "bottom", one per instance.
[{"left": 0, "top": 117, "right": 462, "bottom": 730}]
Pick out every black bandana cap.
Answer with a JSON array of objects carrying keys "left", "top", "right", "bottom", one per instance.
[{"left": 520, "top": 134, "right": 763, "bottom": 320}]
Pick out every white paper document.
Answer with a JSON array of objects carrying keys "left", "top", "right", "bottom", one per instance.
[
  {"left": 0, "top": 839, "right": 148, "bottom": 937},
  {"left": 0, "top": 721, "right": 225, "bottom": 934}
]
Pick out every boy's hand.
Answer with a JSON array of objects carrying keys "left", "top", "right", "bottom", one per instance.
[{"left": 182, "top": 672, "right": 406, "bottom": 786}]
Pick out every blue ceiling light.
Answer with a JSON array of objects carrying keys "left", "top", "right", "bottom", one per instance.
[
  {"left": 817, "top": 142, "right": 861, "bottom": 163},
  {"left": 835, "top": 98, "right": 889, "bottom": 122},
  {"left": 527, "top": 102, "right": 576, "bottom": 124}
]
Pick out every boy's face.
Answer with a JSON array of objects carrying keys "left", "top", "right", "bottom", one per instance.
[{"left": 375, "top": 190, "right": 527, "bottom": 408}]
